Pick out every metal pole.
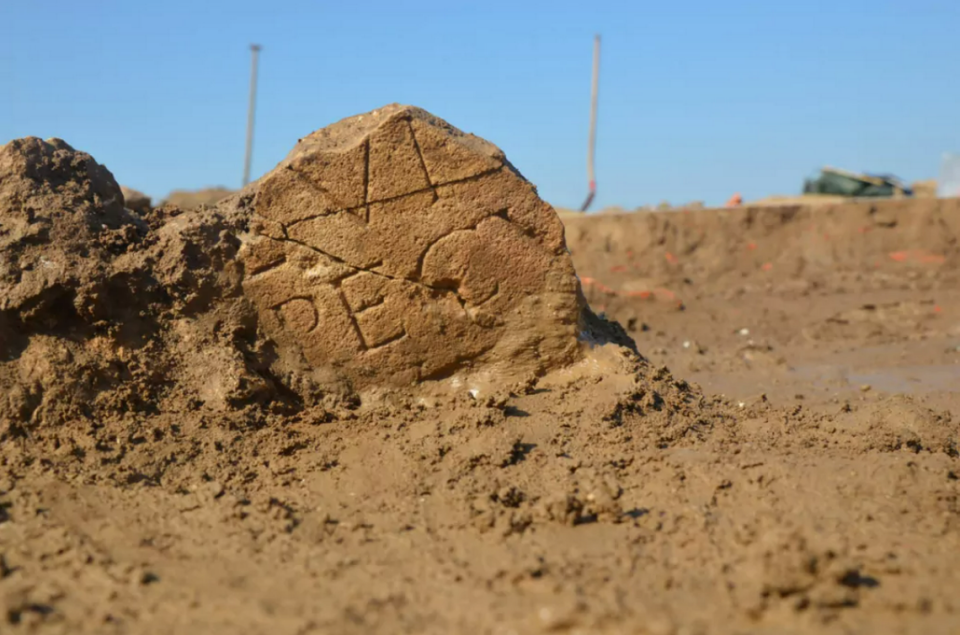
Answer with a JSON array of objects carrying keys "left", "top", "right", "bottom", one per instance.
[
  {"left": 243, "top": 44, "right": 262, "bottom": 187},
  {"left": 580, "top": 34, "right": 600, "bottom": 212}
]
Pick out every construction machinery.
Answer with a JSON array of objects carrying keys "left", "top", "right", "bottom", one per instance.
[{"left": 803, "top": 166, "right": 913, "bottom": 198}]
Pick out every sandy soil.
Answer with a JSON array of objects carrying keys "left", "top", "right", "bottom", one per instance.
[
  {"left": 160, "top": 187, "right": 235, "bottom": 209},
  {"left": 2, "top": 145, "right": 958, "bottom": 635},
  {"left": 565, "top": 199, "right": 960, "bottom": 408}
]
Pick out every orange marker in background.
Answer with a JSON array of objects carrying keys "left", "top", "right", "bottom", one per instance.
[{"left": 725, "top": 193, "right": 742, "bottom": 207}]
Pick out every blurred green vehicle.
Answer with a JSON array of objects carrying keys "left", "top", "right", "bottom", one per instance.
[{"left": 803, "top": 166, "right": 913, "bottom": 198}]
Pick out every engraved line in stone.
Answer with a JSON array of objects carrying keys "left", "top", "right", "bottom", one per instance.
[
  {"left": 260, "top": 227, "right": 454, "bottom": 297},
  {"left": 287, "top": 165, "right": 350, "bottom": 214},
  {"left": 334, "top": 287, "right": 367, "bottom": 350},
  {"left": 270, "top": 296, "right": 320, "bottom": 332},
  {"left": 354, "top": 296, "right": 386, "bottom": 313},
  {"left": 255, "top": 225, "right": 497, "bottom": 330},
  {"left": 246, "top": 255, "right": 287, "bottom": 277},
  {"left": 284, "top": 166, "right": 505, "bottom": 229},
  {"left": 412, "top": 211, "right": 506, "bottom": 281},
  {"left": 259, "top": 231, "right": 396, "bottom": 284},
  {"left": 366, "top": 328, "right": 408, "bottom": 351},
  {"left": 362, "top": 138, "right": 371, "bottom": 222},
  {"left": 407, "top": 118, "right": 438, "bottom": 203},
  {"left": 332, "top": 267, "right": 369, "bottom": 287}
]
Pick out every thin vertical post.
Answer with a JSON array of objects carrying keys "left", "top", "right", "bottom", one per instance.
[
  {"left": 580, "top": 34, "right": 600, "bottom": 212},
  {"left": 243, "top": 44, "right": 262, "bottom": 187}
]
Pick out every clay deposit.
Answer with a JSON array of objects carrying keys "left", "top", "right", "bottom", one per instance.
[{"left": 0, "top": 109, "right": 958, "bottom": 635}]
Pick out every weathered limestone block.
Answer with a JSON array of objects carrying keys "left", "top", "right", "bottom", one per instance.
[{"left": 239, "top": 104, "right": 583, "bottom": 386}]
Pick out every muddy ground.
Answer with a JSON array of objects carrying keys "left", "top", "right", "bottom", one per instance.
[{"left": 2, "top": 194, "right": 959, "bottom": 634}]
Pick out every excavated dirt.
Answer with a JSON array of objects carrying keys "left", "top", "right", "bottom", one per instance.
[
  {"left": 119, "top": 187, "right": 151, "bottom": 216},
  {"left": 160, "top": 188, "right": 235, "bottom": 210},
  {"left": 1, "top": 120, "right": 958, "bottom": 635},
  {"left": 563, "top": 199, "right": 960, "bottom": 409}
]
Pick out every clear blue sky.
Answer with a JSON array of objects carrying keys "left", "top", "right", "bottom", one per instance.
[{"left": 2, "top": 1, "right": 958, "bottom": 209}]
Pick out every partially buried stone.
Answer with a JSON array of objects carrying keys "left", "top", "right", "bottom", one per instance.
[{"left": 237, "top": 104, "right": 584, "bottom": 387}]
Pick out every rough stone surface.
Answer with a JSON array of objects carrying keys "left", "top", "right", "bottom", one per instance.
[{"left": 237, "top": 104, "right": 583, "bottom": 386}]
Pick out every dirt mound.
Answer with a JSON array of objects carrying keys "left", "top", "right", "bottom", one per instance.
[
  {"left": 1, "top": 341, "right": 957, "bottom": 634},
  {"left": 0, "top": 138, "right": 142, "bottom": 310},
  {"left": 233, "top": 104, "right": 585, "bottom": 387},
  {"left": 565, "top": 198, "right": 960, "bottom": 306},
  {"left": 747, "top": 193, "right": 852, "bottom": 206},
  {"left": 120, "top": 186, "right": 151, "bottom": 215},
  {"left": 912, "top": 179, "right": 938, "bottom": 198},
  {"left": 161, "top": 187, "right": 234, "bottom": 209},
  {"left": 0, "top": 138, "right": 281, "bottom": 425},
  {"left": 561, "top": 200, "right": 960, "bottom": 407}
]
